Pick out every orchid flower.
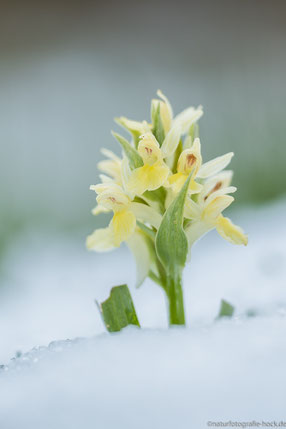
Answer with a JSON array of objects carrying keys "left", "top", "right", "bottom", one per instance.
[
  {"left": 126, "top": 132, "right": 170, "bottom": 195},
  {"left": 87, "top": 183, "right": 161, "bottom": 250}
]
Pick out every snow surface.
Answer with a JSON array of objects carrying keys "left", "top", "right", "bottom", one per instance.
[
  {"left": 1, "top": 316, "right": 286, "bottom": 429},
  {"left": 0, "top": 198, "right": 286, "bottom": 428}
]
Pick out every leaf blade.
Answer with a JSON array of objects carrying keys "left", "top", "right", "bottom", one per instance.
[
  {"left": 217, "top": 299, "right": 235, "bottom": 319},
  {"left": 98, "top": 284, "right": 140, "bottom": 332}
]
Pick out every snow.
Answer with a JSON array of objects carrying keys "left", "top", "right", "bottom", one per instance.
[
  {"left": 0, "top": 198, "right": 286, "bottom": 428},
  {"left": 1, "top": 317, "right": 286, "bottom": 428}
]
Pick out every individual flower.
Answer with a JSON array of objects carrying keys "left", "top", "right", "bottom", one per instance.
[
  {"left": 168, "top": 138, "right": 203, "bottom": 195},
  {"left": 126, "top": 132, "right": 170, "bottom": 195},
  {"left": 87, "top": 183, "right": 162, "bottom": 251},
  {"left": 168, "top": 137, "right": 234, "bottom": 195},
  {"left": 184, "top": 172, "right": 248, "bottom": 247}
]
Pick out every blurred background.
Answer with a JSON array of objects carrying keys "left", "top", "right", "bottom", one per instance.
[{"left": 0, "top": 0, "right": 285, "bottom": 362}]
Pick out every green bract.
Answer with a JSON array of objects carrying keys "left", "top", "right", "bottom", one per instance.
[
  {"left": 112, "top": 132, "right": 143, "bottom": 170},
  {"left": 156, "top": 172, "right": 192, "bottom": 277},
  {"left": 151, "top": 103, "right": 165, "bottom": 146}
]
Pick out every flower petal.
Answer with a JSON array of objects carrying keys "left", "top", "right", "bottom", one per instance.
[
  {"left": 86, "top": 227, "right": 115, "bottom": 251},
  {"left": 97, "top": 149, "right": 122, "bottom": 181},
  {"left": 202, "top": 195, "right": 234, "bottom": 221},
  {"left": 189, "top": 180, "right": 203, "bottom": 195},
  {"left": 138, "top": 133, "right": 162, "bottom": 165},
  {"left": 96, "top": 185, "right": 130, "bottom": 211},
  {"left": 173, "top": 106, "right": 203, "bottom": 134},
  {"left": 184, "top": 198, "right": 201, "bottom": 219},
  {"left": 157, "top": 90, "right": 173, "bottom": 120},
  {"left": 111, "top": 209, "right": 136, "bottom": 246},
  {"left": 130, "top": 202, "right": 162, "bottom": 229},
  {"left": 126, "top": 230, "right": 151, "bottom": 287},
  {"left": 197, "top": 152, "right": 234, "bottom": 179},
  {"left": 216, "top": 215, "right": 248, "bottom": 245},
  {"left": 205, "top": 186, "right": 237, "bottom": 205},
  {"left": 168, "top": 172, "right": 202, "bottom": 195},
  {"left": 115, "top": 117, "right": 150, "bottom": 135},
  {"left": 99, "top": 174, "right": 114, "bottom": 184},
  {"left": 127, "top": 163, "right": 169, "bottom": 195},
  {"left": 91, "top": 204, "right": 111, "bottom": 216},
  {"left": 100, "top": 148, "right": 120, "bottom": 161},
  {"left": 161, "top": 123, "right": 182, "bottom": 158},
  {"left": 185, "top": 220, "right": 213, "bottom": 247},
  {"left": 90, "top": 182, "right": 123, "bottom": 194},
  {"left": 121, "top": 156, "right": 133, "bottom": 195},
  {"left": 177, "top": 138, "right": 202, "bottom": 175},
  {"left": 200, "top": 170, "right": 234, "bottom": 202},
  {"left": 168, "top": 173, "right": 187, "bottom": 194}
]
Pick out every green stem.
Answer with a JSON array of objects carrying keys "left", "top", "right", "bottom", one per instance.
[
  {"left": 166, "top": 274, "right": 185, "bottom": 326},
  {"left": 148, "top": 270, "right": 164, "bottom": 288}
]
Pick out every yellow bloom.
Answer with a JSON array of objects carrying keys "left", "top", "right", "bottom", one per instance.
[
  {"left": 168, "top": 138, "right": 234, "bottom": 197},
  {"left": 87, "top": 183, "right": 162, "bottom": 251},
  {"left": 185, "top": 178, "right": 248, "bottom": 247},
  {"left": 168, "top": 138, "right": 203, "bottom": 195},
  {"left": 127, "top": 133, "right": 170, "bottom": 195}
]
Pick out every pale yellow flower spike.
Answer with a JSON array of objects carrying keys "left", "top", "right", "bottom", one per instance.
[
  {"left": 87, "top": 90, "right": 247, "bottom": 264},
  {"left": 127, "top": 133, "right": 170, "bottom": 195}
]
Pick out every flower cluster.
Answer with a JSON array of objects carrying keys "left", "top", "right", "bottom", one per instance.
[{"left": 87, "top": 91, "right": 247, "bottom": 295}]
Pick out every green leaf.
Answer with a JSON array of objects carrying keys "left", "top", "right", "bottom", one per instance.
[
  {"left": 112, "top": 132, "right": 143, "bottom": 170},
  {"left": 97, "top": 285, "right": 140, "bottom": 332},
  {"left": 151, "top": 103, "right": 165, "bottom": 146},
  {"left": 155, "top": 172, "right": 192, "bottom": 277},
  {"left": 217, "top": 299, "right": 235, "bottom": 319}
]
